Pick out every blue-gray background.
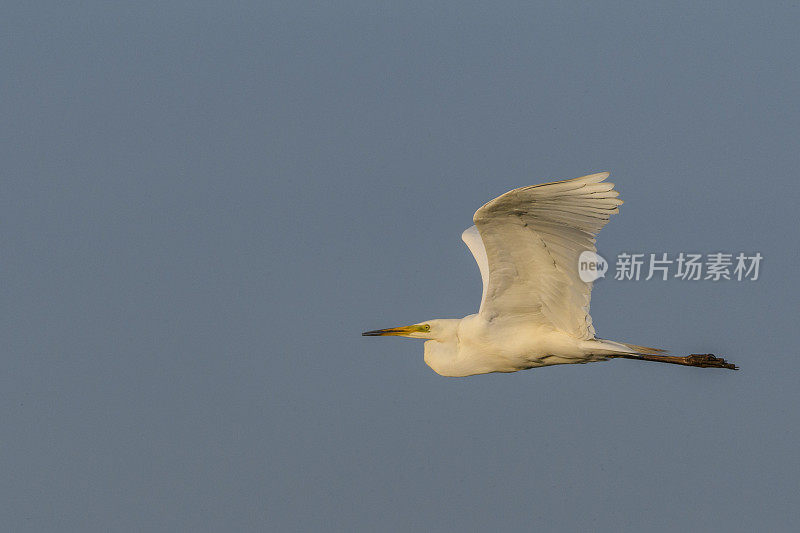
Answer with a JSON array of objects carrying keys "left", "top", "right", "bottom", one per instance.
[{"left": 2, "top": 2, "right": 798, "bottom": 531}]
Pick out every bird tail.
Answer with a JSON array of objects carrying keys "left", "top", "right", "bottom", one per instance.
[
  {"left": 617, "top": 342, "right": 668, "bottom": 355},
  {"left": 583, "top": 338, "right": 668, "bottom": 356}
]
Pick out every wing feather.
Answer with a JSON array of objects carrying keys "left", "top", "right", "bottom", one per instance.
[
  {"left": 468, "top": 172, "right": 621, "bottom": 339},
  {"left": 461, "top": 225, "right": 490, "bottom": 311}
]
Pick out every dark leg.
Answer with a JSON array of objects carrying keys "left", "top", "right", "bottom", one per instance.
[{"left": 610, "top": 353, "right": 738, "bottom": 370}]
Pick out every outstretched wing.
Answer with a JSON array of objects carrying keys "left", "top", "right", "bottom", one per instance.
[
  {"left": 464, "top": 172, "right": 622, "bottom": 339},
  {"left": 461, "top": 225, "right": 490, "bottom": 311}
]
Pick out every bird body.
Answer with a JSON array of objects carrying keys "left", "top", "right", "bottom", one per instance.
[
  {"left": 422, "top": 315, "right": 608, "bottom": 377},
  {"left": 364, "top": 172, "right": 737, "bottom": 376}
]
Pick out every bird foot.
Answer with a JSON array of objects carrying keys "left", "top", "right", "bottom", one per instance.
[{"left": 684, "top": 354, "right": 738, "bottom": 370}]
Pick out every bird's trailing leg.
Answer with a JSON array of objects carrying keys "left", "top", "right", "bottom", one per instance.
[{"left": 610, "top": 353, "right": 738, "bottom": 370}]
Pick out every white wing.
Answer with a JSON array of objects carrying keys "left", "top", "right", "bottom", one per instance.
[
  {"left": 461, "top": 225, "right": 490, "bottom": 310},
  {"left": 464, "top": 172, "right": 622, "bottom": 339}
]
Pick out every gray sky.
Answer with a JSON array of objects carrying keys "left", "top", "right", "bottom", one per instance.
[{"left": 2, "top": 1, "right": 799, "bottom": 531}]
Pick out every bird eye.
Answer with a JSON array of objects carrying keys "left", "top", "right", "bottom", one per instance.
[{"left": 424, "top": 324, "right": 431, "bottom": 331}]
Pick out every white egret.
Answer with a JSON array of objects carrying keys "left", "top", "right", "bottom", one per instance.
[{"left": 363, "top": 172, "right": 737, "bottom": 376}]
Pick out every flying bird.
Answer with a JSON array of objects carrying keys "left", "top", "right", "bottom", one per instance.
[{"left": 363, "top": 172, "right": 737, "bottom": 376}]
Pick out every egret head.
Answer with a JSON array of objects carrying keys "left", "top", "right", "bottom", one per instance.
[{"left": 362, "top": 319, "right": 456, "bottom": 340}]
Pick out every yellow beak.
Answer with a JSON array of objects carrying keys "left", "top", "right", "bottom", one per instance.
[{"left": 362, "top": 324, "right": 427, "bottom": 337}]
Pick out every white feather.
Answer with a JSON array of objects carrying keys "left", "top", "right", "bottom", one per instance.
[{"left": 464, "top": 172, "right": 621, "bottom": 339}]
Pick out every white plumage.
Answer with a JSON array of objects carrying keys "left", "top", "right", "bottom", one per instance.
[{"left": 363, "top": 172, "right": 737, "bottom": 376}]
